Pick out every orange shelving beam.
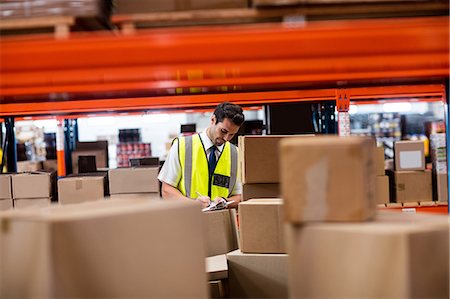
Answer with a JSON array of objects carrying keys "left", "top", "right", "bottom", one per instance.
[{"left": 0, "top": 16, "right": 448, "bottom": 116}]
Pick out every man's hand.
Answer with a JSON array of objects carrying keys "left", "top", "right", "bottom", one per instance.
[{"left": 196, "top": 195, "right": 211, "bottom": 208}]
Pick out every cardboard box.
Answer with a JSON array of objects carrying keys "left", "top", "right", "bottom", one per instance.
[
  {"left": 280, "top": 136, "right": 376, "bottom": 222},
  {"left": 58, "top": 176, "right": 105, "bottom": 205},
  {"left": 239, "top": 199, "right": 285, "bottom": 253},
  {"left": 204, "top": 209, "right": 238, "bottom": 257},
  {"left": 239, "top": 135, "right": 309, "bottom": 184},
  {"left": 0, "top": 199, "right": 208, "bottom": 298},
  {"left": 17, "top": 161, "right": 43, "bottom": 172},
  {"left": 394, "top": 170, "right": 432, "bottom": 203},
  {"left": 110, "top": 193, "right": 161, "bottom": 200},
  {"left": 72, "top": 149, "right": 107, "bottom": 174},
  {"left": 12, "top": 172, "right": 54, "bottom": 199},
  {"left": 109, "top": 167, "right": 159, "bottom": 194},
  {"left": 68, "top": 171, "right": 110, "bottom": 196},
  {"left": 287, "top": 211, "right": 449, "bottom": 299},
  {"left": 394, "top": 141, "right": 425, "bottom": 171},
  {"left": 0, "top": 174, "right": 12, "bottom": 199},
  {"left": 42, "top": 159, "right": 58, "bottom": 172},
  {"left": 435, "top": 172, "right": 448, "bottom": 202},
  {"left": 227, "top": 249, "right": 288, "bottom": 299},
  {"left": 242, "top": 183, "right": 279, "bottom": 201},
  {"left": 14, "top": 198, "right": 52, "bottom": 209},
  {"left": 374, "top": 146, "right": 385, "bottom": 175},
  {"left": 375, "top": 175, "right": 389, "bottom": 204},
  {"left": 206, "top": 254, "right": 228, "bottom": 281},
  {"left": 0, "top": 198, "right": 13, "bottom": 211}
]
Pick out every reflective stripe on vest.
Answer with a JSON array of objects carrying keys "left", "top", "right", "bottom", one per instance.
[{"left": 178, "top": 134, "right": 238, "bottom": 200}]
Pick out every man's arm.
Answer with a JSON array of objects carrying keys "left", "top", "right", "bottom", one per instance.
[
  {"left": 162, "top": 182, "right": 211, "bottom": 207},
  {"left": 161, "top": 182, "right": 190, "bottom": 200},
  {"left": 226, "top": 194, "right": 241, "bottom": 209}
]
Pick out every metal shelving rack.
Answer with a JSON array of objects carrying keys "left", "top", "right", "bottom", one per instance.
[{"left": 0, "top": 15, "right": 449, "bottom": 209}]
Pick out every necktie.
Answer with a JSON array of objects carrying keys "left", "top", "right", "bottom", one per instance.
[{"left": 208, "top": 146, "right": 217, "bottom": 176}]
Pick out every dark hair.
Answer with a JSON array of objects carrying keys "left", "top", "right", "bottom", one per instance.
[{"left": 214, "top": 102, "right": 245, "bottom": 126}]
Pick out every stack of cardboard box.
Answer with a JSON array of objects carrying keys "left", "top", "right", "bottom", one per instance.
[
  {"left": 232, "top": 135, "right": 300, "bottom": 298},
  {"left": 0, "top": 174, "right": 13, "bottom": 210},
  {"left": 11, "top": 172, "right": 55, "bottom": 209},
  {"left": 280, "top": 136, "right": 448, "bottom": 298},
  {"left": 203, "top": 209, "right": 239, "bottom": 298},
  {"left": 238, "top": 136, "right": 289, "bottom": 201},
  {"left": 391, "top": 141, "right": 432, "bottom": 204},
  {"left": 430, "top": 133, "right": 448, "bottom": 202},
  {"left": 238, "top": 135, "right": 315, "bottom": 201},
  {"left": 228, "top": 198, "right": 288, "bottom": 298},
  {"left": 108, "top": 167, "right": 160, "bottom": 200}
]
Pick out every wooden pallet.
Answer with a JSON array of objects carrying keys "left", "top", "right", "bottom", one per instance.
[
  {"left": 112, "top": 1, "right": 449, "bottom": 34},
  {"left": 0, "top": 15, "right": 75, "bottom": 39}
]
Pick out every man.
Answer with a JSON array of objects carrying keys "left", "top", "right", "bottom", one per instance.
[{"left": 158, "top": 102, "right": 244, "bottom": 209}]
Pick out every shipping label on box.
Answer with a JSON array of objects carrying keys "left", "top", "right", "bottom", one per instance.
[
  {"left": 394, "top": 170, "right": 432, "bottom": 203},
  {"left": 0, "top": 174, "right": 12, "bottom": 199},
  {"left": 280, "top": 136, "right": 376, "bottom": 223},
  {"left": 239, "top": 198, "right": 285, "bottom": 253},
  {"left": 58, "top": 176, "right": 105, "bottom": 205},
  {"left": 12, "top": 172, "right": 53, "bottom": 199},
  {"left": 394, "top": 141, "right": 425, "bottom": 171},
  {"left": 203, "top": 209, "right": 238, "bottom": 257},
  {"left": 242, "top": 183, "right": 279, "bottom": 201},
  {"left": 109, "top": 167, "right": 159, "bottom": 194}
]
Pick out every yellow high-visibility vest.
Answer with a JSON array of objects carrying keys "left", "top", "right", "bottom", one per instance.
[{"left": 177, "top": 134, "right": 238, "bottom": 200}]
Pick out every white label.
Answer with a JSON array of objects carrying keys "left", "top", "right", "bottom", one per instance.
[
  {"left": 399, "top": 151, "right": 422, "bottom": 169},
  {"left": 402, "top": 208, "right": 416, "bottom": 213},
  {"left": 56, "top": 125, "right": 65, "bottom": 151}
]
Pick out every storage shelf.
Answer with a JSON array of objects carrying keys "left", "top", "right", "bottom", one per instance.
[{"left": 0, "top": 16, "right": 448, "bottom": 116}]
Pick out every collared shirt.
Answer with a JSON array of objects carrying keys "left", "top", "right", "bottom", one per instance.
[{"left": 158, "top": 131, "right": 242, "bottom": 196}]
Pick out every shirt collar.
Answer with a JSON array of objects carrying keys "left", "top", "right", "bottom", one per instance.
[{"left": 200, "top": 131, "right": 225, "bottom": 153}]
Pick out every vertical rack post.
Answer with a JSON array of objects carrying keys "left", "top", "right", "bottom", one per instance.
[
  {"left": 336, "top": 89, "right": 351, "bottom": 136},
  {"left": 56, "top": 117, "right": 66, "bottom": 176},
  {"left": 64, "top": 119, "right": 78, "bottom": 175},
  {"left": 5, "top": 117, "right": 17, "bottom": 172}
]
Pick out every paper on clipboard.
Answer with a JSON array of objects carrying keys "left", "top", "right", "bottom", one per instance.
[{"left": 202, "top": 199, "right": 234, "bottom": 212}]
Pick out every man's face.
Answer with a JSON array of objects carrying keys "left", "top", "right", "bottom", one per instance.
[{"left": 209, "top": 115, "right": 240, "bottom": 146}]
